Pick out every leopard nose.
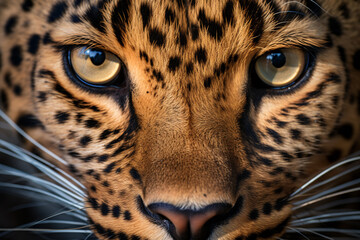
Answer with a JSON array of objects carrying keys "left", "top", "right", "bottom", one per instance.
[{"left": 149, "top": 203, "right": 230, "bottom": 239}]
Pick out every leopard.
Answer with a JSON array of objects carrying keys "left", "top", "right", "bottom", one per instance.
[{"left": 0, "top": 0, "right": 360, "bottom": 239}]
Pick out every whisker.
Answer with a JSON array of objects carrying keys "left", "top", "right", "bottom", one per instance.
[
  {"left": 293, "top": 197, "right": 360, "bottom": 218},
  {"left": 0, "top": 164, "right": 84, "bottom": 203},
  {"left": 0, "top": 110, "right": 67, "bottom": 166},
  {"left": 291, "top": 211, "right": 360, "bottom": 226},
  {"left": 0, "top": 140, "right": 86, "bottom": 195},
  {"left": 295, "top": 164, "right": 360, "bottom": 198},
  {"left": 293, "top": 187, "right": 360, "bottom": 210},
  {"left": 294, "top": 178, "right": 360, "bottom": 207},
  {"left": 290, "top": 156, "right": 360, "bottom": 199},
  {"left": 291, "top": 228, "right": 360, "bottom": 238},
  {"left": 286, "top": 227, "right": 310, "bottom": 240},
  {"left": 289, "top": 227, "right": 334, "bottom": 240},
  {"left": 0, "top": 182, "right": 83, "bottom": 209}
]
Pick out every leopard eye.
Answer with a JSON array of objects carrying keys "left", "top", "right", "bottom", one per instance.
[
  {"left": 69, "top": 47, "right": 122, "bottom": 85},
  {"left": 254, "top": 48, "right": 306, "bottom": 87}
]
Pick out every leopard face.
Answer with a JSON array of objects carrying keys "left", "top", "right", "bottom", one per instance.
[{"left": 0, "top": 0, "right": 360, "bottom": 239}]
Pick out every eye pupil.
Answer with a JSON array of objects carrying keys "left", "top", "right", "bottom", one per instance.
[
  {"left": 268, "top": 52, "right": 286, "bottom": 68},
  {"left": 87, "top": 49, "right": 106, "bottom": 66}
]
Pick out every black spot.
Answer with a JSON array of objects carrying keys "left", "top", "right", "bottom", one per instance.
[
  {"left": 48, "top": 2, "right": 68, "bottom": 23},
  {"left": 140, "top": 3, "right": 152, "bottom": 29},
  {"left": 0, "top": 90, "right": 9, "bottom": 111},
  {"left": 112, "top": 205, "right": 121, "bottom": 218},
  {"left": 68, "top": 150, "right": 80, "bottom": 158},
  {"left": 99, "top": 129, "right": 112, "bottom": 140},
  {"left": 266, "top": 128, "right": 283, "bottom": 144},
  {"left": 178, "top": 31, "right": 187, "bottom": 47},
  {"left": 259, "top": 157, "right": 273, "bottom": 166},
  {"left": 186, "top": 62, "right": 194, "bottom": 75},
  {"left": 100, "top": 203, "right": 109, "bottom": 216},
  {"left": 290, "top": 129, "right": 301, "bottom": 140},
  {"left": 118, "top": 232, "right": 129, "bottom": 240},
  {"left": 85, "top": 118, "right": 101, "bottom": 128},
  {"left": 238, "top": 0, "right": 264, "bottom": 43},
  {"left": 13, "top": 84, "right": 22, "bottom": 96},
  {"left": 152, "top": 69, "right": 164, "bottom": 82},
  {"left": 338, "top": 3, "right": 350, "bottom": 19},
  {"left": 198, "top": 9, "right": 223, "bottom": 40},
  {"left": 74, "top": 0, "right": 84, "bottom": 7},
  {"left": 168, "top": 56, "right": 181, "bottom": 72},
  {"left": 222, "top": 0, "right": 234, "bottom": 24},
  {"left": 262, "top": 202, "right": 272, "bottom": 215},
  {"left": 89, "top": 198, "right": 99, "bottom": 209},
  {"left": 190, "top": 24, "right": 199, "bottom": 41},
  {"left": 249, "top": 209, "right": 259, "bottom": 220},
  {"left": 275, "top": 120, "right": 287, "bottom": 128},
  {"left": 337, "top": 123, "right": 354, "bottom": 140},
  {"left": 165, "top": 7, "right": 176, "bottom": 24},
  {"left": 274, "top": 187, "right": 283, "bottom": 194},
  {"left": 204, "top": 77, "right": 212, "bottom": 88},
  {"left": 84, "top": 4, "right": 106, "bottom": 33},
  {"left": 28, "top": 34, "right": 41, "bottom": 55},
  {"left": 279, "top": 151, "right": 293, "bottom": 162},
  {"left": 80, "top": 135, "right": 92, "bottom": 146},
  {"left": 130, "top": 168, "right": 141, "bottom": 182},
  {"left": 328, "top": 17, "right": 342, "bottom": 36},
  {"left": 71, "top": 14, "right": 82, "bottom": 23},
  {"left": 353, "top": 50, "right": 360, "bottom": 70},
  {"left": 195, "top": 47, "right": 207, "bottom": 64},
  {"left": 5, "top": 16, "right": 18, "bottom": 35},
  {"left": 22, "top": 0, "right": 34, "bottom": 11},
  {"left": 124, "top": 210, "right": 132, "bottom": 220},
  {"left": 111, "top": 0, "right": 131, "bottom": 46},
  {"left": 102, "top": 181, "right": 110, "bottom": 187},
  {"left": 296, "top": 114, "right": 311, "bottom": 125},
  {"left": 274, "top": 197, "right": 288, "bottom": 211},
  {"left": 338, "top": 46, "right": 346, "bottom": 64},
  {"left": 43, "top": 32, "right": 54, "bottom": 44},
  {"left": 149, "top": 28, "right": 166, "bottom": 47},
  {"left": 270, "top": 167, "right": 283, "bottom": 175},
  {"left": 104, "top": 162, "right": 116, "bottom": 173},
  {"left": 4, "top": 72, "right": 12, "bottom": 87},
  {"left": 90, "top": 185, "right": 97, "bottom": 192},
  {"left": 303, "top": 0, "right": 323, "bottom": 17},
  {"left": 10, "top": 45, "right": 23, "bottom": 67},
  {"left": 17, "top": 114, "right": 43, "bottom": 129},
  {"left": 98, "top": 154, "right": 109, "bottom": 163},
  {"left": 55, "top": 111, "right": 70, "bottom": 124}
]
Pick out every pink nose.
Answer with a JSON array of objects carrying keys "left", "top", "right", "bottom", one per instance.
[{"left": 150, "top": 203, "right": 230, "bottom": 239}]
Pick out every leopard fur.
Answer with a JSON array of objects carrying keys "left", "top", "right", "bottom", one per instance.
[{"left": 0, "top": 0, "right": 360, "bottom": 239}]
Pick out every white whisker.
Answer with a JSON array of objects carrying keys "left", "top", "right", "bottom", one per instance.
[
  {"left": 0, "top": 182, "right": 83, "bottom": 208},
  {"left": 0, "top": 164, "right": 84, "bottom": 203},
  {"left": 289, "top": 227, "right": 334, "bottom": 240},
  {"left": 290, "top": 156, "right": 360, "bottom": 199},
  {"left": 295, "top": 164, "right": 360, "bottom": 198},
  {"left": 293, "top": 187, "right": 360, "bottom": 210},
  {"left": 0, "top": 110, "right": 67, "bottom": 165},
  {"left": 286, "top": 227, "right": 310, "bottom": 240},
  {"left": 0, "top": 140, "right": 86, "bottom": 195},
  {"left": 294, "top": 178, "right": 360, "bottom": 207},
  {"left": 292, "top": 211, "right": 360, "bottom": 226}
]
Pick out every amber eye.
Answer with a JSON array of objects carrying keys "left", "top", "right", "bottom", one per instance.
[
  {"left": 254, "top": 49, "right": 306, "bottom": 87},
  {"left": 70, "top": 47, "right": 122, "bottom": 85}
]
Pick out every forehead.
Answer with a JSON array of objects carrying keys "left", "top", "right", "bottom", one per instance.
[{"left": 56, "top": 0, "right": 325, "bottom": 56}]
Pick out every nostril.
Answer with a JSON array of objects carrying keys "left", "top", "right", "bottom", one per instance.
[{"left": 148, "top": 203, "right": 231, "bottom": 239}]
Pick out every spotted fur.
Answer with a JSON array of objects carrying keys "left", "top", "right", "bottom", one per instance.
[{"left": 0, "top": 0, "right": 360, "bottom": 239}]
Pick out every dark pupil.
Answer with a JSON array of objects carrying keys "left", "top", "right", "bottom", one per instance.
[
  {"left": 269, "top": 52, "right": 286, "bottom": 68},
  {"left": 88, "top": 49, "right": 106, "bottom": 66}
]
